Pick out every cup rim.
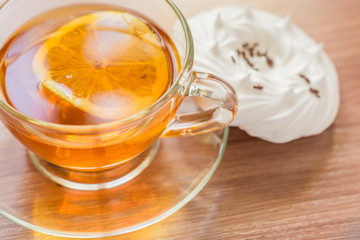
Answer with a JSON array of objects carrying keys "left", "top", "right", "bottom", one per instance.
[{"left": 0, "top": 0, "right": 194, "bottom": 131}]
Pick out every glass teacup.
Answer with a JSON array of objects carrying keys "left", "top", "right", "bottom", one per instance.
[{"left": 0, "top": 0, "right": 237, "bottom": 190}]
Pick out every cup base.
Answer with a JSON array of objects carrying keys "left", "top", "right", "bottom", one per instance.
[
  {"left": 0, "top": 119, "right": 228, "bottom": 238},
  {"left": 28, "top": 140, "right": 159, "bottom": 191}
]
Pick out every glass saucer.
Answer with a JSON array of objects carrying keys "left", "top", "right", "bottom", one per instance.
[{"left": 0, "top": 121, "right": 228, "bottom": 238}]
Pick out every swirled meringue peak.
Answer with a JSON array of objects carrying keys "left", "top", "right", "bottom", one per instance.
[{"left": 173, "top": 6, "right": 340, "bottom": 143}]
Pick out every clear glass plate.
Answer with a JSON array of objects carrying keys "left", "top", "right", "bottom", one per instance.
[{"left": 0, "top": 121, "right": 229, "bottom": 238}]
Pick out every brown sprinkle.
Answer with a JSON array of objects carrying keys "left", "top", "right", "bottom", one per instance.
[
  {"left": 254, "top": 51, "right": 274, "bottom": 68},
  {"left": 242, "top": 51, "right": 254, "bottom": 68},
  {"left": 256, "top": 51, "right": 265, "bottom": 57},
  {"left": 236, "top": 42, "right": 274, "bottom": 69},
  {"left": 266, "top": 56, "right": 274, "bottom": 68},
  {"left": 299, "top": 74, "right": 311, "bottom": 84},
  {"left": 248, "top": 43, "right": 258, "bottom": 57},
  {"left": 236, "top": 49, "right": 242, "bottom": 56},
  {"left": 233, "top": 43, "right": 320, "bottom": 97},
  {"left": 310, "top": 88, "right": 320, "bottom": 98},
  {"left": 253, "top": 85, "right": 264, "bottom": 90},
  {"left": 249, "top": 47, "right": 255, "bottom": 57}
]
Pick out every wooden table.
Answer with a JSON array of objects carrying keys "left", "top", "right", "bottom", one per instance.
[{"left": 1, "top": 0, "right": 360, "bottom": 239}]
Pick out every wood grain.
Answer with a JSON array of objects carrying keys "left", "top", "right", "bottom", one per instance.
[{"left": 1, "top": 0, "right": 360, "bottom": 239}]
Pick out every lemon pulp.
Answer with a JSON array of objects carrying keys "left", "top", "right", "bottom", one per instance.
[{"left": 33, "top": 11, "right": 171, "bottom": 120}]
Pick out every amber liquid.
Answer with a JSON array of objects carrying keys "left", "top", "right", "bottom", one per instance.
[
  {"left": 0, "top": 4, "right": 181, "bottom": 170},
  {"left": 0, "top": 4, "right": 179, "bottom": 124}
]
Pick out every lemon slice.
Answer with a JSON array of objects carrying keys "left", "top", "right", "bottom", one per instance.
[{"left": 33, "top": 11, "right": 169, "bottom": 120}]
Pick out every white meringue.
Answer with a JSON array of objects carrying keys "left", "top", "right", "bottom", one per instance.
[{"left": 173, "top": 6, "right": 340, "bottom": 143}]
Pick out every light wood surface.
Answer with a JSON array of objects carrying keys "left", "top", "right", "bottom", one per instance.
[{"left": 2, "top": 0, "right": 360, "bottom": 239}]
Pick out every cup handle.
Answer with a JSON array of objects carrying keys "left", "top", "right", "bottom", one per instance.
[{"left": 162, "top": 71, "right": 238, "bottom": 137}]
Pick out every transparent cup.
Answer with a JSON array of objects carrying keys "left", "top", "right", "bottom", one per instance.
[{"left": 0, "top": 0, "right": 238, "bottom": 190}]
